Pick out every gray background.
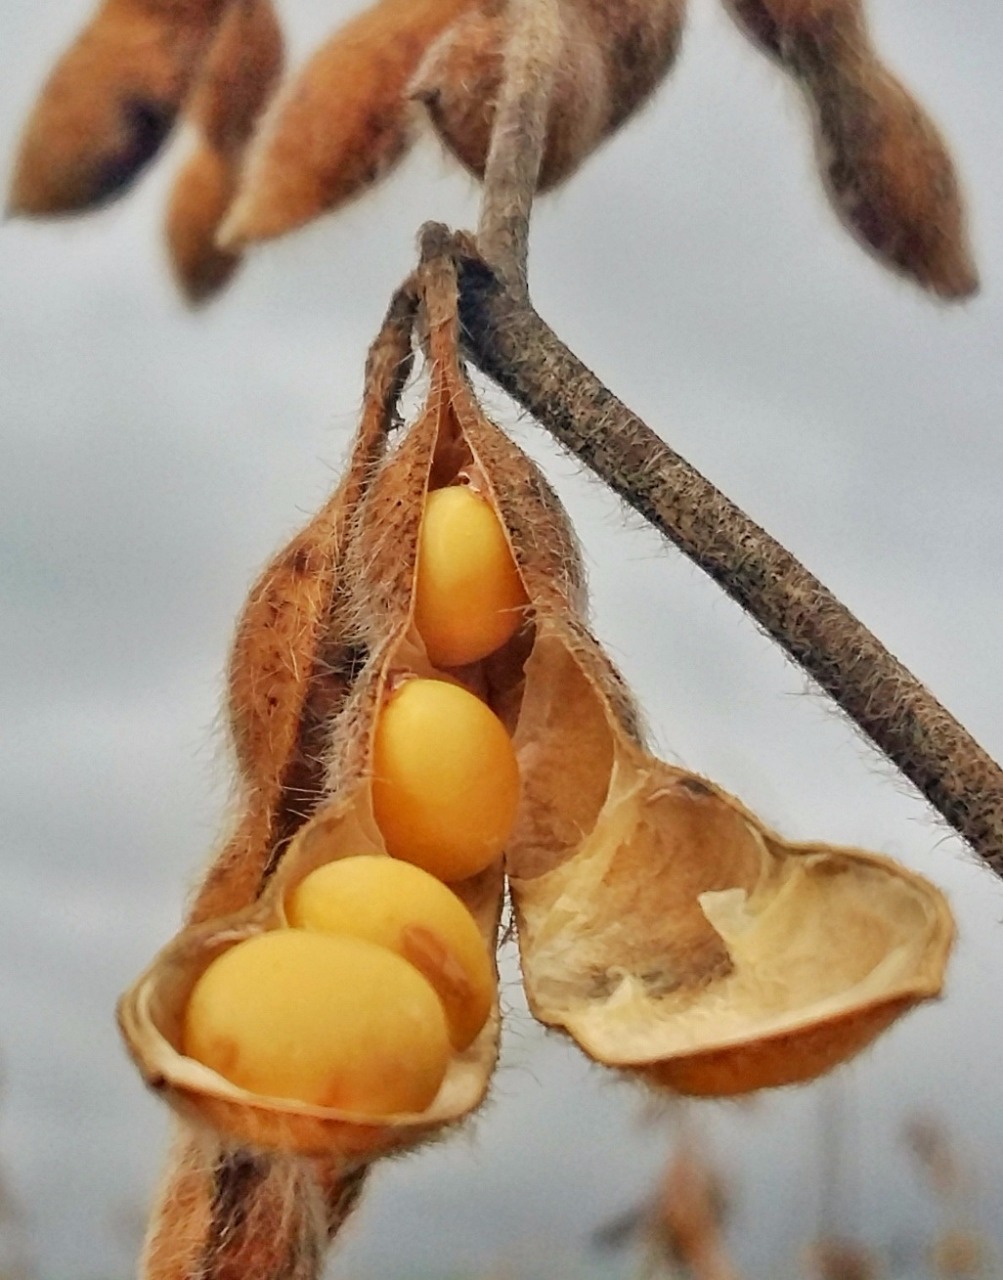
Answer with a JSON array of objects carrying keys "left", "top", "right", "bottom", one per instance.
[{"left": 2, "top": 2, "right": 1002, "bottom": 1277}]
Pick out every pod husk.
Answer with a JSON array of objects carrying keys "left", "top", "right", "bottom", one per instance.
[
  {"left": 721, "top": 0, "right": 978, "bottom": 299},
  {"left": 417, "top": 250, "right": 953, "bottom": 1098},
  {"left": 504, "top": 556, "right": 952, "bottom": 1093},
  {"left": 134, "top": 297, "right": 419, "bottom": 1276},
  {"left": 219, "top": 0, "right": 472, "bottom": 249},
  {"left": 506, "top": 581, "right": 951, "bottom": 1095},
  {"left": 187, "top": 286, "right": 416, "bottom": 927}
]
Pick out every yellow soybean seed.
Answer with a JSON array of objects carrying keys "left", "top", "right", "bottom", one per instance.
[
  {"left": 414, "top": 485, "right": 527, "bottom": 667},
  {"left": 287, "top": 855, "right": 494, "bottom": 1050},
  {"left": 182, "top": 930, "right": 450, "bottom": 1115},
  {"left": 372, "top": 678, "right": 520, "bottom": 882}
]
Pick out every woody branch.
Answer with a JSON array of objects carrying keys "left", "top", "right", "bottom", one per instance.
[{"left": 475, "top": 0, "right": 561, "bottom": 293}]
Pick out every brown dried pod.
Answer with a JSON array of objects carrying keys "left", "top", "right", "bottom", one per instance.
[
  {"left": 191, "top": 284, "right": 416, "bottom": 924},
  {"left": 219, "top": 0, "right": 473, "bottom": 249},
  {"left": 186, "top": 0, "right": 284, "bottom": 158},
  {"left": 9, "top": 0, "right": 227, "bottom": 216},
  {"left": 722, "top": 0, "right": 978, "bottom": 298},
  {"left": 119, "top": 281, "right": 507, "bottom": 1161},
  {"left": 165, "top": 0, "right": 284, "bottom": 303},
  {"left": 165, "top": 143, "right": 242, "bottom": 304},
  {"left": 142, "top": 1129, "right": 365, "bottom": 1280},
  {"left": 138, "top": 292, "right": 416, "bottom": 1280},
  {"left": 806, "top": 1236, "right": 880, "bottom": 1280},
  {"left": 412, "top": 0, "right": 688, "bottom": 190}
]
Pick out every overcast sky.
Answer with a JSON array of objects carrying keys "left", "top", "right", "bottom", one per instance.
[{"left": 2, "top": 2, "right": 1002, "bottom": 1278}]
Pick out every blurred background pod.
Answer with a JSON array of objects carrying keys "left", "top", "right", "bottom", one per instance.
[
  {"left": 720, "top": 0, "right": 979, "bottom": 299},
  {"left": 185, "top": 0, "right": 283, "bottom": 157},
  {"left": 411, "top": 0, "right": 688, "bottom": 191},
  {"left": 218, "top": 0, "right": 473, "bottom": 249},
  {"left": 165, "top": 144, "right": 243, "bottom": 305},
  {"left": 165, "top": 0, "right": 284, "bottom": 303},
  {"left": 8, "top": 0, "right": 229, "bottom": 216}
]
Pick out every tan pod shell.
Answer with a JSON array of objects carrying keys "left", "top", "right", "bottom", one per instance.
[
  {"left": 505, "top": 593, "right": 953, "bottom": 1096},
  {"left": 120, "top": 297, "right": 513, "bottom": 1161}
]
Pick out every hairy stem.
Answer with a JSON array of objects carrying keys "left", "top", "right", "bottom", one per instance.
[
  {"left": 424, "top": 231, "right": 1003, "bottom": 878},
  {"left": 476, "top": 0, "right": 561, "bottom": 293}
]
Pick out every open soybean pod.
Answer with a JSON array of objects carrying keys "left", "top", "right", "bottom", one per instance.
[
  {"left": 119, "top": 282, "right": 509, "bottom": 1163},
  {"left": 134, "top": 291, "right": 418, "bottom": 1279}
]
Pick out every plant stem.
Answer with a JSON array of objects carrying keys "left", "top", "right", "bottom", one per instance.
[
  {"left": 476, "top": 0, "right": 561, "bottom": 294},
  {"left": 427, "top": 232, "right": 1003, "bottom": 879}
]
